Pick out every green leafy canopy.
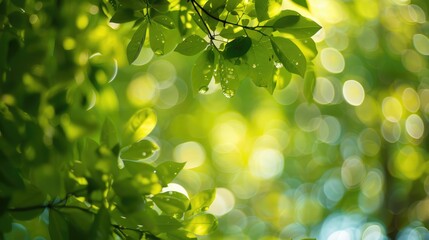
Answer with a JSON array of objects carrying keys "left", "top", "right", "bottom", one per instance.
[{"left": 115, "top": 0, "right": 321, "bottom": 97}]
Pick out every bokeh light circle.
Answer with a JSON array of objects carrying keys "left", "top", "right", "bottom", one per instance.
[{"left": 343, "top": 80, "right": 365, "bottom": 106}]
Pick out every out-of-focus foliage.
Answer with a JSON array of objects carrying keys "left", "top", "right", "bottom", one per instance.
[{"left": 0, "top": 0, "right": 218, "bottom": 239}]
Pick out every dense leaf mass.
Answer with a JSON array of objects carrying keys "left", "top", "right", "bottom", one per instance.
[{"left": 114, "top": 0, "right": 320, "bottom": 96}]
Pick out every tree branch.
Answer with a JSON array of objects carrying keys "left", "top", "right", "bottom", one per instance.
[{"left": 189, "top": 0, "right": 271, "bottom": 37}]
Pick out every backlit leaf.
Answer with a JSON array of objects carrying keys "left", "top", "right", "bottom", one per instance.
[
  {"left": 127, "top": 20, "right": 148, "bottom": 64},
  {"left": 120, "top": 139, "right": 159, "bottom": 161},
  {"left": 188, "top": 189, "right": 216, "bottom": 215},
  {"left": 184, "top": 213, "right": 218, "bottom": 235},
  {"left": 153, "top": 15, "right": 176, "bottom": 29},
  {"left": 150, "top": 22, "right": 166, "bottom": 55},
  {"left": 292, "top": 0, "right": 308, "bottom": 9},
  {"left": 124, "top": 108, "right": 157, "bottom": 144},
  {"left": 271, "top": 37, "right": 306, "bottom": 77},
  {"left": 255, "top": 0, "right": 269, "bottom": 21},
  {"left": 219, "top": 58, "right": 243, "bottom": 98},
  {"left": 247, "top": 40, "right": 277, "bottom": 94},
  {"left": 255, "top": 0, "right": 282, "bottom": 21},
  {"left": 175, "top": 35, "right": 208, "bottom": 56},
  {"left": 157, "top": 161, "right": 186, "bottom": 186},
  {"left": 153, "top": 191, "right": 190, "bottom": 215},
  {"left": 192, "top": 48, "right": 215, "bottom": 95},
  {"left": 294, "top": 38, "right": 318, "bottom": 60},
  {"left": 269, "top": 10, "right": 321, "bottom": 38}
]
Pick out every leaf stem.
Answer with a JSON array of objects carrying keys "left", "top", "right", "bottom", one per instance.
[{"left": 189, "top": 0, "right": 220, "bottom": 52}]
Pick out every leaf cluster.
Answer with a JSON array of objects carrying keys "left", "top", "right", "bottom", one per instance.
[
  {"left": 110, "top": 0, "right": 321, "bottom": 97},
  {"left": 0, "top": 0, "right": 217, "bottom": 239}
]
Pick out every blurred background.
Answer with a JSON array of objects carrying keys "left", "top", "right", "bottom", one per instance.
[{"left": 48, "top": 0, "right": 429, "bottom": 239}]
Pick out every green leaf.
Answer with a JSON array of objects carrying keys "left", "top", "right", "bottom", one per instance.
[
  {"left": 156, "top": 161, "right": 186, "bottom": 186},
  {"left": 117, "top": 0, "right": 145, "bottom": 9},
  {"left": 175, "top": 35, "right": 208, "bottom": 56},
  {"left": 219, "top": 26, "right": 245, "bottom": 39},
  {"left": 273, "top": 15, "right": 300, "bottom": 28},
  {"left": 49, "top": 210, "right": 69, "bottom": 240},
  {"left": 294, "top": 38, "right": 318, "bottom": 60},
  {"left": 58, "top": 207, "right": 94, "bottom": 238},
  {"left": 89, "top": 207, "right": 112, "bottom": 240},
  {"left": 156, "top": 215, "right": 182, "bottom": 232},
  {"left": 303, "top": 68, "right": 316, "bottom": 102},
  {"left": 30, "top": 164, "right": 63, "bottom": 197},
  {"left": 190, "top": 13, "right": 209, "bottom": 35},
  {"left": 188, "top": 189, "right": 216, "bottom": 215},
  {"left": 274, "top": 67, "right": 292, "bottom": 90},
  {"left": 113, "top": 174, "right": 161, "bottom": 197},
  {"left": 151, "top": 0, "right": 170, "bottom": 13},
  {"left": 112, "top": 178, "right": 141, "bottom": 199},
  {"left": 255, "top": 0, "right": 269, "bottom": 21},
  {"left": 100, "top": 118, "right": 118, "bottom": 149},
  {"left": 152, "top": 15, "right": 176, "bottom": 29},
  {"left": 184, "top": 213, "right": 218, "bottom": 235},
  {"left": 123, "top": 161, "right": 156, "bottom": 176},
  {"left": 247, "top": 40, "right": 277, "bottom": 94},
  {"left": 167, "top": 230, "right": 197, "bottom": 240},
  {"left": 127, "top": 20, "right": 148, "bottom": 64},
  {"left": 0, "top": 213, "right": 12, "bottom": 232},
  {"left": 11, "top": 0, "right": 25, "bottom": 8},
  {"left": 120, "top": 139, "right": 159, "bottom": 161},
  {"left": 150, "top": 22, "right": 166, "bottom": 55},
  {"left": 124, "top": 108, "right": 157, "bottom": 144},
  {"left": 153, "top": 191, "right": 190, "bottom": 215},
  {"left": 0, "top": 197, "right": 11, "bottom": 217},
  {"left": 0, "top": 158, "right": 24, "bottom": 193},
  {"left": 110, "top": 8, "right": 138, "bottom": 23},
  {"left": 202, "top": 1, "right": 222, "bottom": 31},
  {"left": 223, "top": 36, "right": 252, "bottom": 59},
  {"left": 269, "top": 10, "right": 321, "bottom": 38},
  {"left": 292, "top": 0, "right": 308, "bottom": 9},
  {"left": 8, "top": 11, "right": 28, "bottom": 29},
  {"left": 210, "top": 0, "right": 226, "bottom": 10},
  {"left": 226, "top": 0, "right": 240, "bottom": 11},
  {"left": 219, "top": 58, "right": 243, "bottom": 98},
  {"left": 271, "top": 37, "right": 306, "bottom": 77},
  {"left": 121, "top": 162, "right": 162, "bottom": 195},
  {"left": 9, "top": 184, "right": 46, "bottom": 220},
  {"left": 255, "top": 0, "right": 282, "bottom": 22},
  {"left": 192, "top": 48, "right": 215, "bottom": 94}
]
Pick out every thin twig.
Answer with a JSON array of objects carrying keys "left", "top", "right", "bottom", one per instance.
[{"left": 190, "top": 0, "right": 272, "bottom": 37}]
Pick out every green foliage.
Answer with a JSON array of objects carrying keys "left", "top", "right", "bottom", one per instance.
[
  {"left": 112, "top": 0, "right": 320, "bottom": 96},
  {"left": 0, "top": 0, "right": 221, "bottom": 239},
  {"left": 127, "top": 20, "right": 148, "bottom": 64}
]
